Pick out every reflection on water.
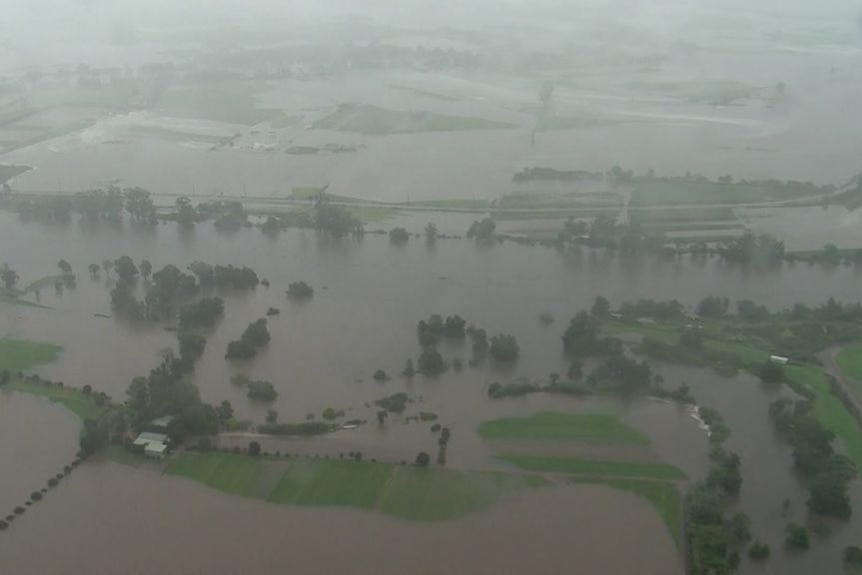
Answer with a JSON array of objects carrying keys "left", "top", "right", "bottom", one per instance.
[{"left": 0, "top": 462, "right": 680, "bottom": 575}]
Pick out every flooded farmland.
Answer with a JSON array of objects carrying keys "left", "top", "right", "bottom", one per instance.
[{"left": 2, "top": 0, "right": 862, "bottom": 573}]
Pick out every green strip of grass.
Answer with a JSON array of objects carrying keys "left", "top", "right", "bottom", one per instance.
[
  {"left": 478, "top": 411, "right": 648, "bottom": 444},
  {"left": 4, "top": 380, "right": 103, "bottom": 420},
  {"left": 0, "top": 338, "right": 62, "bottom": 371},
  {"left": 571, "top": 477, "right": 681, "bottom": 547},
  {"left": 786, "top": 365, "right": 862, "bottom": 471},
  {"left": 378, "top": 467, "right": 542, "bottom": 521},
  {"left": 501, "top": 455, "right": 687, "bottom": 480},
  {"left": 269, "top": 460, "right": 394, "bottom": 508},
  {"left": 836, "top": 346, "right": 862, "bottom": 382},
  {"left": 167, "top": 452, "right": 267, "bottom": 497}
]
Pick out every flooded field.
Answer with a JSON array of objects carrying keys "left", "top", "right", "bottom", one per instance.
[{"left": 0, "top": 463, "right": 680, "bottom": 575}]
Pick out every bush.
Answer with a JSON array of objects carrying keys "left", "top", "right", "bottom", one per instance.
[
  {"left": 389, "top": 227, "right": 409, "bottom": 243},
  {"left": 375, "top": 393, "right": 409, "bottom": 413},
  {"left": 785, "top": 523, "right": 809, "bottom": 550},
  {"left": 748, "top": 541, "right": 770, "bottom": 561},
  {"left": 373, "top": 369, "right": 389, "bottom": 381},
  {"left": 287, "top": 281, "right": 314, "bottom": 299},
  {"left": 225, "top": 339, "right": 256, "bottom": 360},
  {"left": 30, "top": 491, "right": 42, "bottom": 502},
  {"left": 415, "top": 452, "right": 431, "bottom": 467},
  {"left": 417, "top": 349, "right": 446, "bottom": 375},
  {"left": 248, "top": 441, "right": 261, "bottom": 456},
  {"left": 845, "top": 546, "right": 862, "bottom": 568},
  {"left": 246, "top": 380, "right": 277, "bottom": 402},
  {"left": 489, "top": 334, "right": 520, "bottom": 363},
  {"left": 0, "top": 520, "right": 8, "bottom": 530},
  {"left": 760, "top": 360, "right": 785, "bottom": 383}
]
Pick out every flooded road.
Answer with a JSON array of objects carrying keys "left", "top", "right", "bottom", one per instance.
[{"left": 0, "top": 462, "right": 680, "bottom": 575}]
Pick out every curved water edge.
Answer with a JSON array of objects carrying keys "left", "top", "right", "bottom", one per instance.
[{"left": 0, "top": 461, "right": 682, "bottom": 575}]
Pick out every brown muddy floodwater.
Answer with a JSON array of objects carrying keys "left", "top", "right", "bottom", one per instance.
[
  {"left": 1, "top": 212, "right": 861, "bottom": 573},
  {"left": 0, "top": 462, "right": 679, "bottom": 575},
  {"left": 0, "top": 392, "right": 80, "bottom": 513}
]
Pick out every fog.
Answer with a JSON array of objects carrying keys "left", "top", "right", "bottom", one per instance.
[{"left": 2, "top": 1, "right": 862, "bottom": 574}]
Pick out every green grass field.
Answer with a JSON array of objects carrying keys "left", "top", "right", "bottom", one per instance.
[
  {"left": 0, "top": 338, "right": 62, "bottom": 371},
  {"left": 478, "top": 411, "right": 648, "bottom": 444},
  {"left": 313, "top": 104, "right": 516, "bottom": 135},
  {"left": 630, "top": 179, "right": 774, "bottom": 206},
  {"left": 378, "top": 467, "right": 542, "bottom": 521},
  {"left": 786, "top": 366, "right": 862, "bottom": 472},
  {"left": 269, "top": 460, "right": 394, "bottom": 508},
  {"left": 161, "top": 453, "right": 544, "bottom": 521},
  {"left": 571, "top": 477, "right": 681, "bottom": 547},
  {"left": 501, "top": 455, "right": 686, "bottom": 480},
  {"left": 5, "top": 380, "right": 104, "bottom": 420},
  {"left": 836, "top": 346, "right": 862, "bottom": 382},
  {"left": 167, "top": 453, "right": 268, "bottom": 497}
]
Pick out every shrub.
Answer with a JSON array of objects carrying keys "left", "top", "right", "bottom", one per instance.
[
  {"left": 373, "top": 369, "right": 389, "bottom": 381},
  {"left": 845, "top": 546, "right": 862, "bottom": 568},
  {"left": 286, "top": 281, "right": 314, "bottom": 299},
  {"left": 248, "top": 441, "right": 261, "bottom": 456},
  {"left": 760, "top": 360, "right": 785, "bottom": 383},
  {"left": 415, "top": 452, "right": 431, "bottom": 467},
  {"left": 785, "top": 523, "right": 809, "bottom": 550},
  {"left": 489, "top": 334, "right": 520, "bottom": 362},
  {"left": 389, "top": 227, "right": 409, "bottom": 243},
  {"left": 748, "top": 541, "right": 770, "bottom": 561}
]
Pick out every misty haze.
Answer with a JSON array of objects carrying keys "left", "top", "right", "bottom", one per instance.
[{"left": 1, "top": 1, "right": 862, "bottom": 573}]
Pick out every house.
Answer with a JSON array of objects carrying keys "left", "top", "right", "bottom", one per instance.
[
  {"left": 769, "top": 355, "right": 790, "bottom": 365},
  {"left": 133, "top": 431, "right": 170, "bottom": 459}
]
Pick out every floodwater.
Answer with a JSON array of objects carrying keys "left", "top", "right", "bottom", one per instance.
[
  {"left": 0, "top": 392, "right": 80, "bottom": 513},
  {"left": 0, "top": 462, "right": 679, "bottom": 575},
  {"left": 1, "top": 212, "right": 861, "bottom": 573},
  {"left": 660, "top": 364, "right": 862, "bottom": 575}
]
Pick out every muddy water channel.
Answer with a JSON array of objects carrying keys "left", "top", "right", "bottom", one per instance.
[{"left": 1, "top": 212, "right": 862, "bottom": 572}]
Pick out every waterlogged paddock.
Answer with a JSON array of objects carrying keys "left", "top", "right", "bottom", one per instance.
[{"left": 0, "top": 462, "right": 682, "bottom": 575}]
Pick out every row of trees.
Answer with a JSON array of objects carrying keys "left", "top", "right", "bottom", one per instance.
[{"left": 16, "top": 187, "right": 156, "bottom": 223}]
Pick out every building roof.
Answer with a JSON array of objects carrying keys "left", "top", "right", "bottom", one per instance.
[
  {"left": 145, "top": 442, "right": 168, "bottom": 454},
  {"left": 149, "top": 416, "right": 175, "bottom": 428},
  {"left": 134, "top": 431, "right": 169, "bottom": 445}
]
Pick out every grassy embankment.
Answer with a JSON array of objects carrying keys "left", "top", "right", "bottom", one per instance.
[
  {"left": 166, "top": 452, "right": 543, "bottom": 521},
  {"left": 478, "top": 411, "right": 684, "bottom": 546},
  {"left": 628, "top": 178, "right": 822, "bottom": 207},
  {"left": 0, "top": 338, "right": 107, "bottom": 421}
]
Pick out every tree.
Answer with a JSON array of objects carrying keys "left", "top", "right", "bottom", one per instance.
[
  {"left": 591, "top": 296, "right": 611, "bottom": 318},
  {"left": 680, "top": 329, "right": 704, "bottom": 350},
  {"left": 175, "top": 196, "right": 196, "bottom": 225},
  {"left": 88, "top": 263, "right": 100, "bottom": 278},
  {"left": 286, "top": 281, "right": 314, "bottom": 299},
  {"left": 114, "top": 256, "right": 139, "bottom": 283},
  {"left": 489, "top": 334, "right": 520, "bottom": 363},
  {"left": 124, "top": 187, "right": 156, "bottom": 221},
  {"left": 246, "top": 380, "right": 277, "bottom": 401},
  {"left": 1, "top": 263, "right": 19, "bottom": 290},
  {"left": 248, "top": 441, "right": 261, "bottom": 456},
  {"left": 376, "top": 410, "right": 388, "bottom": 425},
  {"left": 402, "top": 359, "right": 415, "bottom": 377},
  {"left": 415, "top": 451, "right": 431, "bottom": 467},
  {"left": 373, "top": 369, "right": 389, "bottom": 381},
  {"left": 697, "top": 296, "right": 729, "bottom": 318},
  {"left": 418, "top": 349, "right": 446, "bottom": 375},
  {"left": 845, "top": 546, "right": 862, "bottom": 569},
  {"left": 226, "top": 339, "right": 256, "bottom": 360},
  {"left": 140, "top": 259, "right": 152, "bottom": 280},
  {"left": 748, "top": 541, "right": 770, "bottom": 561},
  {"left": 726, "top": 512, "right": 751, "bottom": 545},
  {"left": 57, "top": 258, "right": 73, "bottom": 276},
  {"left": 760, "top": 361, "right": 785, "bottom": 383},
  {"left": 443, "top": 315, "right": 466, "bottom": 338},
  {"left": 266, "top": 409, "right": 278, "bottom": 424},
  {"left": 217, "top": 400, "right": 234, "bottom": 422},
  {"left": 389, "top": 227, "right": 409, "bottom": 243},
  {"left": 785, "top": 523, "right": 809, "bottom": 550},
  {"left": 425, "top": 222, "right": 438, "bottom": 242},
  {"left": 562, "top": 311, "right": 600, "bottom": 355},
  {"left": 466, "top": 218, "right": 496, "bottom": 241}
]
